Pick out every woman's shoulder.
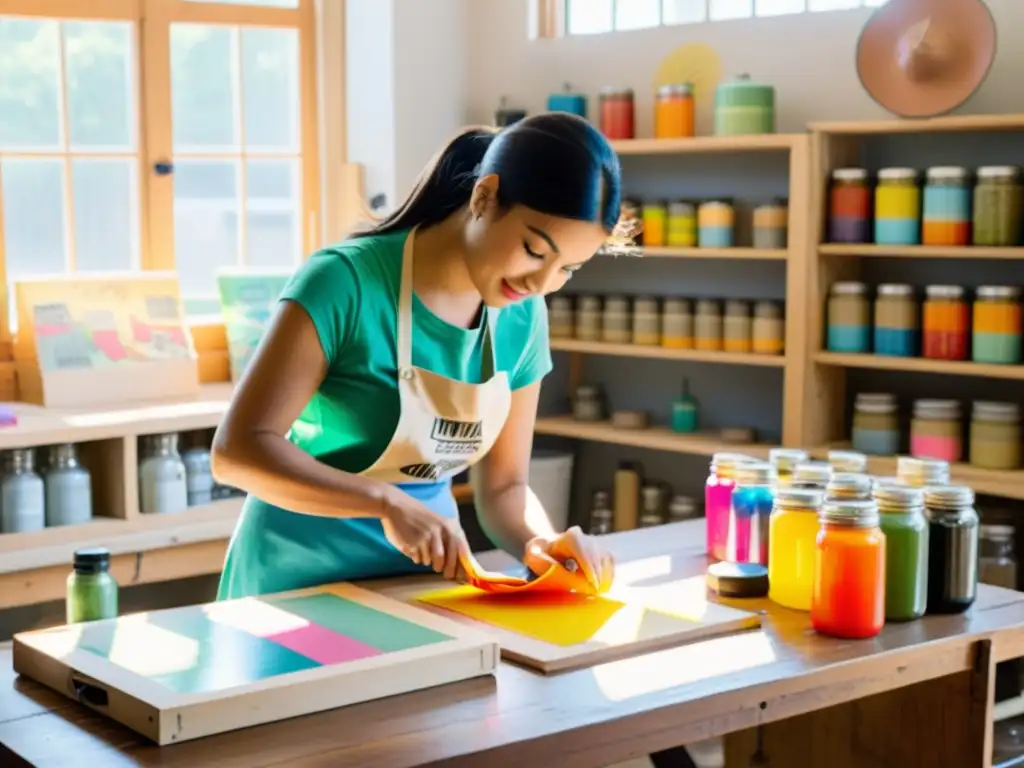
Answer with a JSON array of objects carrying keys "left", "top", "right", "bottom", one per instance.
[
  {"left": 313, "top": 229, "right": 407, "bottom": 270},
  {"left": 496, "top": 295, "right": 548, "bottom": 339}
]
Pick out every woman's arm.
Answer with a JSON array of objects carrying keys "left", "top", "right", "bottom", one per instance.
[
  {"left": 210, "top": 300, "right": 390, "bottom": 519},
  {"left": 470, "top": 381, "right": 559, "bottom": 559}
]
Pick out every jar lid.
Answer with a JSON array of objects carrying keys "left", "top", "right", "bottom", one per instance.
[
  {"left": 856, "top": 392, "right": 896, "bottom": 404},
  {"left": 699, "top": 200, "right": 733, "bottom": 210},
  {"left": 924, "top": 485, "right": 975, "bottom": 510},
  {"left": 658, "top": 83, "right": 693, "bottom": 97},
  {"left": 793, "top": 461, "right": 832, "bottom": 486},
  {"left": 897, "top": 456, "right": 951, "bottom": 484},
  {"left": 973, "top": 401, "right": 1020, "bottom": 421},
  {"left": 670, "top": 494, "right": 696, "bottom": 509},
  {"left": 826, "top": 472, "right": 874, "bottom": 499},
  {"left": 592, "top": 490, "right": 610, "bottom": 505},
  {"left": 926, "top": 284, "right": 964, "bottom": 299},
  {"left": 872, "top": 475, "right": 907, "bottom": 490},
  {"left": 878, "top": 283, "right": 913, "bottom": 297},
  {"left": 754, "top": 300, "right": 782, "bottom": 317},
  {"left": 820, "top": 499, "right": 880, "bottom": 527},
  {"left": 832, "top": 168, "right": 868, "bottom": 182},
  {"left": 663, "top": 298, "right": 691, "bottom": 311},
  {"left": 769, "top": 447, "right": 809, "bottom": 472},
  {"left": 831, "top": 281, "right": 867, "bottom": 296},
  {"left": 926, "top": 166, "right": 968, "bottom": 180},
  {"left": 878, "top": 167, "right": 917, "bottom": 180},
  {"left": 914, "top": 398, "right": 960, "bottom": 413},
  {"left": 725, "top": 300, "right": 751, "bottom": 315},
  {"left": 706, "top": 561, "right": 769, "bottom": 598},
  {"left": 873, "top": 483, "right": 925, "bottom": 512},
  {"left": 668, "top": 201, "right": 696, "bottom": 213},
  {"left": 711, "top": 452, "right": 755, "bottom": 473},
  {"left": 600, "top": 86, "right": 634, "bottom": 97},
  {"left": 735, "top": 461, "right": 775, "bottom": 485},
  {"left": 578, "top": 295, "right": 602, "bottom": 308},
  {"left": 977, "top": 166, "right": 1019, "bottom": 179},
  {"left": 575, "top": 384, "right": 601, "bottom": 397},
  {"left": 977, "top": 285, "right": 1021, "bottom": 300},
  {"left": 856, "top": 400, "right": 897, "bottom": 414},
  {"left": 828, "top": 450, "right": 868, "bottom": 472},
  {"left": 980, "top": 523, "right": 1014, "bottom": 538},
  {"left": 774, "top": 487, "right": 823, "bottom": 510},
  {"left": 695, "top": 298, "right": 721, "bottom": 312},
  {"left": 73, "top": 547, "right": 111, "bottom": 573}
]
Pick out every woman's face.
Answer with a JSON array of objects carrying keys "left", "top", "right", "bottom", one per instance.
[{"left": 462, "top": 174, "right": 609, "bottom": 308}]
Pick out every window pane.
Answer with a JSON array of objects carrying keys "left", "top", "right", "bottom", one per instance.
[
  {"left": 808, "top": 0, "right": 859, "bottom": 9},
  {"left": 756, "top": 0, "right": 805, "bottom": 15},
  {"left": 1, "top": 159, "right": 66, "bottom": 281},
  {"left": 184, "top": 0, "right": 299, "bottom": 6},
  {"left": 173, "top": 160, "right": 240, "bottom": 299},
  {"left": 245, "top": 159, "right": 300, "bottom": 268},
  {"left": 64, "top": 21, "right": 134, "bottom": 150},
  {"left": 863, "top": 0, "right": 889, "bottom": 6},
  {"left": 662, "top": 0, "right": 707, "bottom": 24},
  {"left": 567, "top": 0, "right": 613, "bottom": 34},
  {"left": 0, "top": 18, "right": 61, "bottom": 149},
  {"left": 72, "top": 159, "right": 138, "bottom": 272},
  {"left": 710, "top": 0, "right": 753, "bottom": 19},
  {"left": 171, "top": 24, "right": 239, "bottom": 150},
  {"left": 615, "top": 0, "right": 660, "bottom": 30},
  {"left": 241, "top": 27, "right": 299, "bottom": 152}
]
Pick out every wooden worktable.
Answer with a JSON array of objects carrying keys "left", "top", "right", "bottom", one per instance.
[{"left": 2, "top": 520, "right": 1024, "bottom": 767}]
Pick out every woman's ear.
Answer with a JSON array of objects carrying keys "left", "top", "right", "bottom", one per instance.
[{"left": 469, "top": 174, "right": 500, "bottom": 220}]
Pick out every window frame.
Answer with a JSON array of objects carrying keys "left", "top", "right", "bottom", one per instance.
[{"left": 0, "top": 0, "right": 323, "bottom": 335}]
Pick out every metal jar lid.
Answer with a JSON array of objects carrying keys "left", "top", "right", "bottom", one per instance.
[
  {"left": 820, "top": 499, "right": 880, "bottom": 527},
  {"left": 773, "top": 487, "right": 823, "bottom": 511},
  {"left": 973, "top": 401, "right": 1020, "bottom": 422},
  {"left": 828, "top": 449, "right": 868, "bottom": 473},
  {"left": 600, "top": 86, "right": 635, "bottom": 98},
  {"left": 658, "top": 83, "right": 693, "bottom": 97},
  {"left": 926, "top": 166, "right": 968, "bottom": 181},
  {"left": 832, "top": 167, "right": 868, "bottom": 182},
  {"left": 977, "top": 166, "right": 1019, "bottom": 180},
  {"left": 668, "top": 201, "right": 696, "bottom": 215},
  {"left": 792, "top": 461, "right": 832, "bottom": 488},
  {"left": 695, "top": 298, "right": 721, "bottom": 315},
  {"left": 826, "top": 472, "right": 873, "bottom": 500},
  {"left": 925, "top": 285, "right": 964, "bottom": 300},
  {"left": 924, "top": 485, "right": 975, "bottom": 511},
  {"left": 735, "top": 461, "right": 775, "bottom": 486},
  {"left": 977, "top": 286, "right": 1021, "bottom": 300},
  {"left": 897, "top": 456, "right": 951, "bottom": 485},
  {"left": 913, "top": 399, "right": 961, "bottom": 420},
  {"left": 878, "top": 167, "right": 917, "bottom": 181},
  {"left": 725, "top": 300, "right": 750, "bottom": 317},
  {"left": 831, "top": 281, "right": 867, "bottom": 296},
  {"left": 873, "top": 483, "right": 925, "bottom": 513},
  {"left": 769, "top": 447, "right": 809, "bottom": 473},
  {"left": 711, "top": 452, "right": 755, "bottom": 477},
  {"left": 578, "top": 295, "right": 602, "bottom": 311},
  {"left": 878, "top": 283, "right": 913, "bottom": 297}
]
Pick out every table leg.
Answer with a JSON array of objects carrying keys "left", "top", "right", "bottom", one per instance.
[{"left": 723, "top": 639, "right": 994, "bottom": 768}]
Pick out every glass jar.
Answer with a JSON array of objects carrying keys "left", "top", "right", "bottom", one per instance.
[
  {"left": 654, "top": 83, "right": 694, "bottom": 139},
  {"left": 661, "top": 298, "right": 692, "bottom": 349},
  {"left": 827, "top": 449, "right": 868, "bottom": 474},
  {"left": 705, "top": 453, "right": 752, "bottom": 561},
  {"left": 697, "top": 201, "right": 735, "bottom": 248},
  {"left": 896, "top": 455, "right": 950, "bottom": 487},
  {"left": 873, "top": 283, "right": 917, "bottom": 357},
  {"left": 139, "top": 433, "right": 189, "bottom": 515},
  {"left": 66, "top": 547, "right": 119, "bottom": 624},
  {"left": 572, "top": 384, "right": 605, "bottom": 422},
  {"left": 632, "top": 296, "right": 660, "bottom": 346},
  {"left": 574, "top": 295, "right": 602, "bottom": 341},
  {"left": 979, "top": 523, "right": 1017, "bottom": 589},
  {"left": 874, "top": 167, "right": 921, "bottom": 245},
  {"left": 668, "top": 494, "right": 698, "bottom": 523},
  {"left": 723, "top": 300, "right": 752, "bottom": 353},
  {"left": 768, "top": 487, "right": 823, "bottom": 611},
  {"left": 826, "top": 281, "right": 870, "bottom": 353},
  {"left": 694, "top": 299, "right": 722, "bottom": 351},
  {"left": 599, "top": 86, "right": 635, "bottom": 140},
  {"left": 182, "top": 447, "right": 214, "bottom": 506},
  {"left": 874, "top": 484, "right": 928, "bottom": 621},
  {"left": 44, "top": 443, "right": 93, "bottom": 528},
  {"left": 641, "top": 202, "right": 667, "bottom": 247},
  {"left": 666, "top": 201, "right": 697, "bottom": 247},
  {"left": 851, "top": 392, "right": 899, "bottom": 456},
  {"left": 825, "top": 472, "right": 872, "bottom": 501},
  {"left": 602, "top": 295, "right": 631, "bottom": 344},
  {"left": 922, "top": 166, "right": 971, "bottom": 246},
  {"left": 727, "top": 461, "right": 774, "bottom": 566},
  {"left": 828, "top": 168, "right": 871, "bottom": 244},
  {"left": 811, "top": 499, "right": 886, "bottom": 639},
  {"left": 922, "top": 285, "right": 968, "bottom": 360},
  {"left": 752, "top": 300, "right": 784, "bottom": 355},
  {"left": 769, "top": 447, "right": 808, "bottom": 488},
  {"left": 924, "top": 485, "right": 979, "bottom": 614},
  {"left": 973, "top": 285, "right": 1022, "bottom": 364},
  {"left": 970, "top": 401, "right": 1021, "bottom": 470},
  {"left": 589, "top": 490, "right": 613, "bottom": 535},
  {"left": 910, "top": 399, "right": 962, "bottom": 463},
  {"left": 639, "top": 483, "right": 666, "bottom": 528},
  {"left": 1, "top": 448, "right": 45, "bottom": 533},
  {"left": 752, "top": 202, "right": 787, "bottom": 249},
  {"left": 791, "top": 461, "right": 832, "bottom": 490},
  {"left": 549, "top": 296, "right": 574, "bottom": 339},
  {"left": 973, "top": 166, "right": 1023, "bottom": 247}
]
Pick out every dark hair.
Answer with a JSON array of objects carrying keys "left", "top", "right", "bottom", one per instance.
[{"left": 352, "top": 113, "right": 622, "bottom": 238}]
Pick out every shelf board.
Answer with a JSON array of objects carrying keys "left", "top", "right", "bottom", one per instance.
[
  {"left": 819, "top": 244, "right": 1024, "bottom": 260},
  {"left": 815, "top": 352, "right": 1024, "bottom": 380},
  {"left": 602, "top": 246, "right": 788, "bottom": 260},
  {"left": 813, "top": 446, "right": 1024, "bottom": 501},
  {"left": 552, "top": 338, "right": 786, "bottom": 367},
  {"left": 611, "top": 133, "right": 802, "bottom": 155},
  {"left": 534, "top": 415, "right": 772, "bottom": 458},
  {"left": 810, "top": 114, "right": 1024, "bottom": 136}
]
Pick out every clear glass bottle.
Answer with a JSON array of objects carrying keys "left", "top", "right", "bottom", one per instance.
[
  {"left": 768, "top": 487, "right": 823, "bottom": 611},
  {"left": 139, "top": 433, "right": 189, "bottom": 515},
  {"left": 727, "top": 461, "right": 774, "bottom": 565},
  {"left": 66, "top": 547, "right": 119, "bottom": 624},
  {"left": 639, "top": 483, "right": 665, "bottom": 528},
  {"left": 44, "top": 443, "right": 93, "bottom": 528},
  {"left": 706, "top": 452, "right": 752, "bottom": 561},
  {"left": 791, "top": 461, "right": 832, "bottom": 490},
  {"left": 897, "top": 455, "right": 951, "bottom": 487},
  {"left": 979, "top": 523, "right": 1017, "bottom": 590},
  {"left": 1, "top": 448, "right": 45, "bottom": 533},
  {"left": 182, "top": 446, "right": 214, "bottom": 506},
  {"left": 827, "top": 449, "right": 868, "bottom": 474},
  {"left": 874, "top": 483, "right": 929, "bottom": 621},
  {"left": 668, "top": 494, "right": 698, "bottom": 523},
  {"left": 589, "top": 490, "right": 613, "bottom": 535},
  {"left": 924, "top": 485, "right": 980, "bottom": 614},
  {"left": 769, "top": 448, "right": 808, "bottom": 488}
]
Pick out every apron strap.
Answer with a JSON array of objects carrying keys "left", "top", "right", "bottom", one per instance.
[{"left": 481, "top": 307, "right": 498, "bottom": 381}]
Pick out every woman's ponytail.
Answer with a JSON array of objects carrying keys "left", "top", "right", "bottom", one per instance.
[{"left": 351, "top": 126, "right": 497, "bottom": 238}]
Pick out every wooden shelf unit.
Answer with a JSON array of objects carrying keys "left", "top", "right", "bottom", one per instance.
[
  {"left": 600, "top": 246, "right": 788, "bottom": 260},
  {"left": 803, "top": 116, "right": 1024, "bottom": 489},
  {"left": 550, "top": 338, "right": 785, "bottom": 367}
]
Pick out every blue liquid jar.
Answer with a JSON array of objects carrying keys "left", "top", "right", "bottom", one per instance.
[
  {"left": 851, "top": 393, "right": 900, "bottom": 456},
  {"left": 873, "top": 283, "right": 917, "bottom": 357},
  {"left": 727, "top": 461, "right": 775, "bottom": 566},
  {"left": 827, "top": 281, "right": 871, "bottom": 353}
]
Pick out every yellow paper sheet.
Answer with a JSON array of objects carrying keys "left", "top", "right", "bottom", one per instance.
[{"left": 417, "top": 585, "right": 675, "bottom": 647}]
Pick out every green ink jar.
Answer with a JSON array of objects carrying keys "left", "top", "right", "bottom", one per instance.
[{"left": 66, "top": 547, "right": 119, "bottom": 624}]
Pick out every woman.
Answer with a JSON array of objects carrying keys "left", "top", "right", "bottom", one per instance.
[{"left": 212, "top": 112, "right": 622, "bottom": 600}]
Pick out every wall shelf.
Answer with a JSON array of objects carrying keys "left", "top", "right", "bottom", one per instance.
[
  {"left": 551, "top": 338, "right": 785, "bottom": 367},
  {"left": 809, "top": 114, "right": 1024, "bottom": 136},
  {"left": 601, "top": 246, "right": 789, "bottom": 260},
  {"left": 814, "top": 352, "right": 1024, "bottom": 381},
  {"left": 819, "top": 245, "right": 1024, "bottom": 260},
  {"left": 610, "top": 133, "right": 804, "bottom": 155}
]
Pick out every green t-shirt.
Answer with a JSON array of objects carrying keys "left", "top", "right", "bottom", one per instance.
[{"left": 280, "top": 228, "right": 553, "bottom": 473}]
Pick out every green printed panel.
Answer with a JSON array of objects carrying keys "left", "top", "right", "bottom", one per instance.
[{"left": 266, "top": 593, "right": 451, "bottom": 653}]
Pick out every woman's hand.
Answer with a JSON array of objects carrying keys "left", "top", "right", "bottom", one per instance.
[
  {"left": 524, "top": 526, "right": 615, "bottom": 594},
  {"left": 379, "top": 487, "right": 467, "bottom": 579}
]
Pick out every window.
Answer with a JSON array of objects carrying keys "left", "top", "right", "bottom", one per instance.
[
  {"left": 565, "top": 0, "right": 888, "bottom": 34},
  {"left": 0, "top": 0, "right": 319, "bottom": 327}
]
